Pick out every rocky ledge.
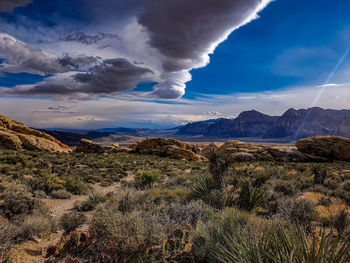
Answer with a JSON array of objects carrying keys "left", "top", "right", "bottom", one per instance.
[{"left": 0, "top": 115, "right": 71, "bottom": 153}]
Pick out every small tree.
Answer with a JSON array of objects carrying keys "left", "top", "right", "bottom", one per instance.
[
  {"left": 312, "top": 164, "right": 327, "bottom": 185},
  {"left": 208, "top": 149, "right": 233, "bottom": 191}
]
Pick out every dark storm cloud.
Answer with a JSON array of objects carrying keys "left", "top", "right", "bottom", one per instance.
[
  {"left": 72, "top": 58, "right": 153, "bottom": 94},
  {"left": 0, "top": 33, "right": 98, "bottom": 75},
  {"left": 60, "top": 32, "right": 121, "bottom": 45},
  {"left": 1, "top": 58, "right": 154, "bottom": 97},
  {"left": 0, "top": 0, "right": 32, "bottom": 13},
  {"left": 58, "top": 54, "right": 98, "bottom": 69},
  {"left": 0, "top": 0, "right": 271, "bottom": 99},
  {"left": 136, "top": 0, "right": 271, "bottom": 98},
  {"left": 139, "top": 0, "right": 270, "bottom": 70}
]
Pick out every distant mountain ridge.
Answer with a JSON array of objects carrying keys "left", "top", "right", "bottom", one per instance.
[
  {"left": 42, "top": 107, "right": 350, "bottom": 146},
  {"left": 177, "top": 107, "right": 350, "bottom": 140}
]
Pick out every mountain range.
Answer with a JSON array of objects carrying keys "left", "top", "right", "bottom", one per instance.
[
  {"left": 177, "top": 107, "right": 350, "bottom": 140},
  {"left": 42, "top": 107, "right": 350, "bottom": 146}
]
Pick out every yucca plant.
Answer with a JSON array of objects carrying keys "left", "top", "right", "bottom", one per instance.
[
  {"left": 213, "top": 224, "right": 350, "bottom": 263},
  {"left": 88, "top": 192, "right": 107, "bottom": 205},
  {"left": 237, "top": 181, "right": 265, "bottom": 211},
  {"left": 191, "top": 175, "right": 213, "bottom": 204},
  {"left": 208, "top": 150, "right": 234, "bottom": 190}
]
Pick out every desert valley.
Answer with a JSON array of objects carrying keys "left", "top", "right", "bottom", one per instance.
[
  {"left": 1, "top": 114, "right": 350, "bottom": 262},
  {"left": 1, "top": 0, "right": 350, "bottom": 262}
]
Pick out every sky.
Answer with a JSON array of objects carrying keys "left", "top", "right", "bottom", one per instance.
[{"left": 0, "top": 0, "right": 349, "bottom": 129}]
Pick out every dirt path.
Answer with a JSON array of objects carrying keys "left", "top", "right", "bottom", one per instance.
[
  {"left": 8, "top": 172, "right": 135, "bottom": 263},
  {"left": 43, "top": 171, "right": 134, "bottom": 218}
]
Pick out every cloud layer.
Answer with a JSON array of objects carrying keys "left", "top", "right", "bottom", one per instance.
[
  {"left": 0, "top": 0, "right": 272, "bottom": 99},
  {"left": 0, "top": 33, "right": 97, "bottom": 75},
  {"left": 0, "top": 0, "right": 32, "bottom": 13},
  {"left": 1, "top": 82, "right": 350, "bottom": 129}
]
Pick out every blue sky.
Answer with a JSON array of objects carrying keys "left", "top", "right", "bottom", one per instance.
[
  {"left": 186, "top": 0, "right": 350, "bottom": 97},
  {"left": 0, "top": 0, "right": 349, "bottom": 129}
]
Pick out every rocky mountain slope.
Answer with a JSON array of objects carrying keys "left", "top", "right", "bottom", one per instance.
[
  {"left": 177, "top": 107, "right": 350, "bottom": 140},
  {"left": 0, "top": 115, "right": 71, "bottom": 152}
]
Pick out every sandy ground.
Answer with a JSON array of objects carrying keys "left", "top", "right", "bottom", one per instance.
[{"left": 8, "top": 172, "right": 135, "bottom": 263}]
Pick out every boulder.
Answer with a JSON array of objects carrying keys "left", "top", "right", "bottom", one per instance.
[
  {"left": 296, "top": 136, "right": 350, "bottom": 162},
  {"left": 0, "top": 115, "right": 71, "bottom": 153},
  {"left": 133, "top": 138, "right": 203, "bottom": 161},
  {"left": 197, "top": 140, "right": 311, "bottom": 162},
  {"left": 266, "top": 145, "right": 308, "bottom": 161},
  {"left": 220, "top": 140, "right": 265, "bottom": 154},
  {"left": 76, "top": 139, "right": 104, "bottom": 154},
  {"left": 134, "top": 138, "right": 192, "bottom": 152},
  {"left": 233, "top": 152, "right": 256, "bottom": 161}
]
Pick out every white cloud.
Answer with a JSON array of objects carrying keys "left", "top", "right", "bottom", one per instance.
[
  {"left": 1, "top": 82, "right": 350, "bottom": 129},
  {"left": 0, "top": 0, "right": 273, "bottom": 99}
]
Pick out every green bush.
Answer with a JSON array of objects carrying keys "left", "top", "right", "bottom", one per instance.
[
  {"left": 60, "top": 212, "right": 87, "bottom": 233},
  {"left": 75, "top": 192, "right": 107, "bottom": 212},
  {"left": 195, "top": 208, "right": 251, "bottom": 262},
  {"left": 134, "top": 170, "right": 162, "bottom": 189},
  {"left": 0, "top": 155, "right": 27, "bottom": 167},
  {"left": 65, "top": 177, "right": 87, "bottom": 195},
  {"left": 27, "top": 173, "right": 65, "bottom": 194}
]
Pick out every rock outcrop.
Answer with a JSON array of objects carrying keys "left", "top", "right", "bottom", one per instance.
[
  {"left": 76, "top": 139, "right": 105, "bottom": 154},
  {"left": 0, "top": 115, "right": 71, "bottom": 153},
  {"left": 211, "top": 140, "right": 310, "bottom": 162},
  {"left": 296, "top": 136, "right": 350, "bottom": 162},
  {"left": 133, "top": 138, "right": 204, "bottom": 161}
]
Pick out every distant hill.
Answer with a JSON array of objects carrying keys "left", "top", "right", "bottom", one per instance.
[
  {"left": 177, "top": 107, "right": 350, "bottom": 140},
  {"left": 42, "top": 107, "right": 350, "bottom": 146}
]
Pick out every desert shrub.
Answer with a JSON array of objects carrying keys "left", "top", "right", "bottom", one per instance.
[
  {"left": 315, "top": 205, "right": 332, "bottom": 226},
  {"left": 213, "top": 224, "right": 350, "bottom": 263},
  {"left": 51, "top": 189, "right": 71, "bottom": 199},
  {"left": 147, "top": 187, "right": 192, "bottom": 204},
  {"left": 318, "top": 196, "right": 332, "bottom": 206},
  {"left": 134, "top": 170, "right": 162, "bottom": 189},
  {"left": 312, "top": 164, "right": 327, "bottom": 185},
  {"left": 65, "top": 177, "right": 87, "bottom": 195},
  {"left": 161, "top": 200, "right": 215, "bottom": 226},
  {"left": 14, "top": 214, "right": 58, "bottom": 242},
  {"left": 278, "top": 198, "right": 316, "bottom": 229},
  {"left": 331, "top": 209, "right": 350, "bottom": 236},
  {"left": 33, "top": 190, "right": 46, "bottom": 198},
  {"left": 274, "top": 180, "right": 296, "bottom": 196},
  {"left": 60, "top": 212, "right": 87, "bottom": 233},
  {"left": 0, "top": 155, "right": 27, "bottom": 167},
  {"left": 89, "top": 209, "right": 165, "bottom": 262},
  {"left": 325, "top": 178, "right": 339, "bottom": 190},
  {"left": 118, "top": 192, "right": 133, "bottom": 213},
  {"left": 343, "top": 180, "right": 350, "bottom": 192},
  {"left": 0, "top": 217, "right": 17, "bottom": 261},
  {"left": 27, "top": 173, "right": 65, "bottom": 194},
  {"left": 75, "top": 192, "right": 107, "bottom": 212},
  {"left": 0, "top": 184, "right": 45, "bottom": 218}
]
